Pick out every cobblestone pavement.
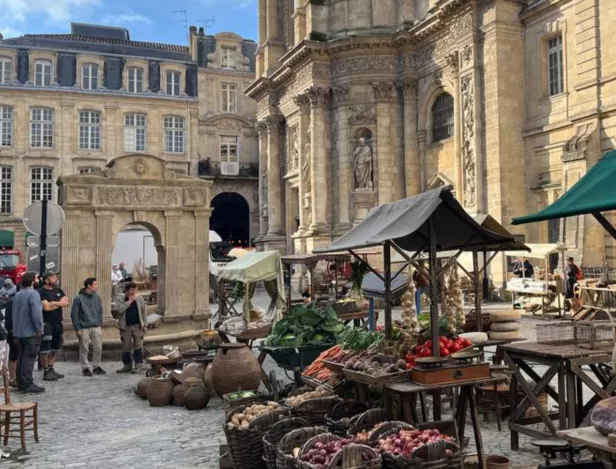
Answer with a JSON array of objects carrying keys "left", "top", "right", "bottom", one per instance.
[{"left": 0, "top": 308, "right": 600, "bottom": 469}]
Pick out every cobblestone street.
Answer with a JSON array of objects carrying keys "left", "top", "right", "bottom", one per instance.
[{"left": 0, "top": 314, "right": 591, "bottom": 469}]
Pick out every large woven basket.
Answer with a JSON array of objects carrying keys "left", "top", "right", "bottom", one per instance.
[
  {"left": 290, "top": 396, "right": 343, "bottom": 425},
  {"left": 136, "top": 377, "right": 152, "bottom": 400},
  {"left": 224, "top": 392, "right": 271, "bottom": 419},
  {"left": 263, "top": 418, "right": 309, "bottom": 469},
  {"left": 147, "top": 377, "right": 174, "bottom": 407},
  {"left": 381, "top": 437, "right": 461, "bottom": 469},
  {"left": 363, "top": 422, "right": 414, "bottom": 446},
  {"left": 224, "top": 405, "right": 289, "bottom": 469},
  {"left": 348, "top": 408, "right": 390, "bottom": 436},
  {"left": 299, "top": 434, "right": 381, "bottom": 469},
  {"left": 325, "top": 400, "right": 368, "bottom": 436},
  {"left": 276, "top": 427, "right": 328, "bottom": 469}
]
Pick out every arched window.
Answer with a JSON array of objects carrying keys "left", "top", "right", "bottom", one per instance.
[{"left": 432, "top": 93, "right": 454, "bottom": 143}]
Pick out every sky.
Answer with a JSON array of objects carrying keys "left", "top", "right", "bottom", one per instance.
[{"left": 0, "top": 0, "right": 258, "bottom": 44}]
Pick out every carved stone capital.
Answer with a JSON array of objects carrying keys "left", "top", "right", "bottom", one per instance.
[
  {"left": 396, "top": 78, "right": 418, "bottom": 98},
  {"left": 257, "top": 120, "right": 268, "bottom": 138},
  {"left": 445, "top": 51, "right": 460, "bottom": 75},
  {"left": 264, "top": 114, "right": 285, "bottom": 134},
  {"left": 306, "top": 87, "right": 330, "bottom": 109},
  {"left": 293, "top": 92, "right": 311, "bottom": 115},
  {"left": 460, "top": 44, "right": 473, "bottom": 69},
  {"left": 371, "top": 82, "right": 394, "bottom": 102},
  {"left": 433, "top": 70, "right": 444, "bottom": 89},
  {"left": 332, "top": 84, "right": 350, "bottom": 107}
]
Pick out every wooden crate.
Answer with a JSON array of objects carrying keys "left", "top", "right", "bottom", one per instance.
[
  {"left": 411, "top": 362, "right": 490, "bottom": 386},
  {"left": 574, "top": 320, "right": 616, "bottom": 350},
  {"left": 343, "top": 368, "right": 411, "bottom": 386}
]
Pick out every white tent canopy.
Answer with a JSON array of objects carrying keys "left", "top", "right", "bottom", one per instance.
[
  {"left": 504, "top": 243, "right": 566, "bottom": 259},
  {"left": 209, "top": 230, "right": 223, "bottom": 243}
]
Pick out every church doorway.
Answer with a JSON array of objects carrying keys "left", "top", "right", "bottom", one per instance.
[{"left": 211, "top": 192, "right": 250, "bottom": 246}]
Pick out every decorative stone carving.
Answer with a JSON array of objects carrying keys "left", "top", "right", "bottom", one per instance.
[
  {"left": 183, "top": 188, "right": 209, "bottom": 207},
  {"left": 303, "top": 127, "right": 312, "bottom": 195},
  {"left": 215, "top": 118, "right": 242, "bottom": 132},
  {"left": 131, "top": 158, "right": 148, "bottom": 176},
  {"left": 66, "top": 186, "right": 92, "bottom": 204},
  {"left": 95, "top": 187, "right": 181, "bottom": 207},
  {"left": 353, "top": 137, "right": 374, "bottom": 191},
  {"left": 446, "top": 51, "right": 460, "bottom": 74},
  {"left": 164, "top": 169, "right": 178, "bottom": 179},
  {"left": 433, "top": 69, "right": 444, "bottom": 88},
  {"left": 332, "top": 84, "right": 350, "bottom": 107},
  {"left": 257, "top": 120, "right": 268, "bottom": 138},
  {"left": 349, "top": 105, "right": 377, "bottom": 125},
  {"left": 307, "top": 87, "right": 330, "bottom": 108},
  {"left": 289, "top": 126, "right": 299, "bottom": 172},
  {"left": 264, "top": 115, "right": 284, "bottom": 133},
  {"left": 461, "top": 75, "right": 476, "bottom": 211},
  {"left": 261, "top": 170, "right": 268, "bottom": 215},
  {"left": 461, "top": 44, "right": 473, "bottom": 68},
  {"left": 313, "top": 62, "right": 331, "bottom": 77},
  {"left": 332, "top": 56, "right": 397, "bottom": 78},
  {"left": 563, "top": 121, "right": 597, "bottom": 162},
  {"left": 372, "top": 82, "right": 394, "bottom": 102},
  {"left": 294, "top": 93, "right": 311, "bottom": 115},
  {"left": 396, "top": 78, "right": 418, "bottom": 98}
]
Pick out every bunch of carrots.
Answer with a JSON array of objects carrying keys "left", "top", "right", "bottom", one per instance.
[{"left": 302, "top": 345, "right": 349, "bottom": 383}]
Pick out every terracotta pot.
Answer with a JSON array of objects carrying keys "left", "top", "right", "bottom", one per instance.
[
  {"left": 486, "top": 455, "right": 511, "bottom": 469},
  {"left": 211, "top": 343, "right": 261, "bottom": 397},
  {"left": 184, "top": 384, "right": 211, "bottom": 410},
  {"left": 172, "top": 383, "right": 189, "bottom": 407},
  {"left": 203, "top": 363, "right": 213, "bottom": 392},
  {"left": 180, "top": 362, "right": 205, "bottom": 382}
]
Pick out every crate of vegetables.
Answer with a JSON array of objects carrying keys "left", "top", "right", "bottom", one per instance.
[
  {"left": 222, "top": 390, "right": 272, "bottom": 418},
  {"left": 287, "top": 387, "right": 343, "bottom": 425},
  {"left": 298, "top": 433, "right": 382, "bottom": 469},
  {"left": 276, "top": 426, "right": 328, "bottom": 469},
  {"left": 404, "top": 336, "right": 473, "bottom": 369},
  {"left": 342, "top": 354, "right": 410, "bottom": 386}
]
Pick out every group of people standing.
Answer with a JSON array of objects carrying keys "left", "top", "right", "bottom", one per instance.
[{"left": 1, "top": 267, "right": 148, "bottom": 394}]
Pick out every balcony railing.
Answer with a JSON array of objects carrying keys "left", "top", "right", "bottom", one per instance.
[{"left": 197, "top": 160, "right": 258, "bottom": 178}]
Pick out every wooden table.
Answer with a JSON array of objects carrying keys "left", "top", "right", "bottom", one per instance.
[
  {"left": 384, "top": 376, "right": 505, "bottom": 469},
  {"left": 580, "top": 285, "right": 616, "bottom": 312},
  {"left": 558, "top": 427, "right": 616, "bottom": 468},
  {"left": 502, "top": 341, "right": 616, "bottom": 450}
]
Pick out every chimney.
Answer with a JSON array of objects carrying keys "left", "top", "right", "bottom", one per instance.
[
  {"left": 198, "top": 27, "right": 205, "bottom": 36},
  {"left": 189, "top": 25, "right": 199, "bottom": 61}
]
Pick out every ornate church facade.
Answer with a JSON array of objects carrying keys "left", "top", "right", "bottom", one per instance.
[{"left": 247, "top": 0, "right": 616, "bottom": 273}]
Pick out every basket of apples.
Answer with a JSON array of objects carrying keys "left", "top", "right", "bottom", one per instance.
[
  {"left": 299, "top": 433, "right": 382, "bottom": 469},
  {"left": 376, "top": 427, "right": 461, "bottom": 469},
  {"left": 404, "top": 336, "right": 473, "bottom": 369}
]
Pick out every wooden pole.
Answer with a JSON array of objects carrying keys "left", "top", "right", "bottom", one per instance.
[
  {"left": 473, "top": 251, "right": 482, "bottom": 333},
  {"left": 384, "top": 241, "right": 392, "bottom": 339},
  {"left": 428, "top": 217, "right": 439, "bottom": 357}
]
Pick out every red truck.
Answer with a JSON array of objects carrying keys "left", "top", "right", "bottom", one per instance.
[{"left": 0, "top": 248, "right": 27, "bottom": 286}]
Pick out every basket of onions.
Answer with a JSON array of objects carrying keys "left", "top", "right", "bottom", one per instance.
[
  {"left": 376, "top": 427, "right": 461, "bottom": 469},
  {"left": 263, "top": 417, "right": 309, "bottom": 469},
  {"left": 324, "top": 400, "right": 368, "bottom": 436},
  {"left": 276, "top": 426, "right": 328, "bottom": 469},
  {"left": 299, "top": 433, "right": 381, "bottom": 469}
]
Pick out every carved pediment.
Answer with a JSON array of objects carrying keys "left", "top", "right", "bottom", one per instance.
[{"left": 199, "top": 115, "right": 254, "bottom": 134}]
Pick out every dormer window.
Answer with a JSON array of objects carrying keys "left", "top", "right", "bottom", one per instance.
[
  {"left": 221, "top": 47, "right": 237, "bottom": 70},
  {"left": 82, "top": 63, "right": 99, "bottom": 90},
  {"left": 127, "top": 67, "right": 144, "bottom": 93},
  {"left": 34, "top": 60, "right": 52, "bottom": 87},
  {"left": 166, "top": 71, "right": 181, "bottom": 96}
]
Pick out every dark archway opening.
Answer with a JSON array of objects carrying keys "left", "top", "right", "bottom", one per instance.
[{"left": 211, "top": 192, "right": 250, "bottom": 247}]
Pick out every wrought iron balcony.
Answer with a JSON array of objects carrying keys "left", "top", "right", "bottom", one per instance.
[{"left": 197, "top": 159, "right": 259, "bottom": 179}]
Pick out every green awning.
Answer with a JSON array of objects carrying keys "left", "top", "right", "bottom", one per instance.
[
  {"left": 513, "top": 150, "right": 616, "bottom": 225},
  {"left": 0, "top": 230, "right": 14, "bottom": 248}
]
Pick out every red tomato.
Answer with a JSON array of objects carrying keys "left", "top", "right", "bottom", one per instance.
[
  {"left": 449, "top": 343, "right": 461, "bottom": 353},
  {"left": 419, "top": 348, "right": 431, "bottom": 357},
  {"left": 461, "top": 338, "right": 472, "bottom": 347},
  {"left": 440, "top": 347, "right": 451, "bottom": 357},
  {"left": 425, "top": 340, "right": 432, "bottom": 348},
  {"left": 446, "top": 339, "right": 454, "bottom": 348},
  {"left": 405, "top": 353, "right": 414, "bottom": 362}
]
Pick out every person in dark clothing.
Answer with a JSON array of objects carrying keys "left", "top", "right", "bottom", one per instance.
[
  {"left": 12, "top": 272, "right": 45, "bottom": 393},
  {"left": 114, "top": 282, "right": 147, "bottom": 374},
  {"left": 565, "top": 257, "right": 581, "bottom": 299},
  {"left": 38, "top": 271, "right": 68, "bottom": 382},
  {"left": 412, "top": 261, "right": 430, "bottom": 314},
  {"left": 513, "top": 259, "right": 534, "bottom": 278},
  {"left": 4, "top": 289, "right": 19, "bottom": 386}
]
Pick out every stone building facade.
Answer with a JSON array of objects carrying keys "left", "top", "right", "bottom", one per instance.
[
  {"left": 0, "top": 23, "right": 259, "bottom": 249},
  {"left": 246, "top": 0, "right": 616, "bottom": 275}
]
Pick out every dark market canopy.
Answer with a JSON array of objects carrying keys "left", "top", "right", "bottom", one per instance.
[{"left": 512, "top": 150, "right": 616, "bottom": 239}]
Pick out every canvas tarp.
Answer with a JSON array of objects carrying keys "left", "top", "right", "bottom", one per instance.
[
  {"left": 503, "top": 243, "right": 566, "bottom": 260},
  {"left": 315, "top": 187, "right": 518, "bottom": 254},
  {"left": 218, "top": 250, "right": 286, "bottom": 322}
]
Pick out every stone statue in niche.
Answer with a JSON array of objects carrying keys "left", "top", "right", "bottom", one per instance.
[
  {"left": 261, "top": 170, "right": 268, "bottom": 212},
  {"left": 353, "top": 137, "right": 374, "bottom": 191},
  {"left": 290, "top": 127, "right": 299, "bottom": 171},
  {"left": 303, "top": 127, "right": 312, "bottom": 193}
]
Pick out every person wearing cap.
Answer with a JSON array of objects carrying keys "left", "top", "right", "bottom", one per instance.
[
  {"left": 565, "top": 257, "right": 581, "bottom": 299},
  {"left": 37, "top": 271, "right": 69, "bottom": 381}
]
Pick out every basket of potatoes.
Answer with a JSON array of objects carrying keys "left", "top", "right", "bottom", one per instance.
[
  {"left": 286, "top": 386, "right": 342, "bottom": 426},
  {"left": 224, "top": 401, "right": 289, "bottom": 469}
]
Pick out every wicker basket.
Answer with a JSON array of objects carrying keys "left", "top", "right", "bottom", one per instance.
[
  {"left": 147, "top": 377, "right": 174, "bottom": 407},
  {"left": 172, "top": 383, "right": 189, "bottom": 406},
  {"left": 263, "top": 418, "right": 309, "bottom": 469},
  {"left": 536, "top": 323, "right": 575, "bottom": 345},
  {"left": 276, "top": 427, "right": 328, "bottom": 469},
  {"left": 288, "top": 386, "right": 314, "bottom": 398},
  {"left": 223, "top": 392, "right": 271, "bottom": 419},
  {"left": 363, "top": 421, "right": 414, "bottom": 446},
  {"left": 290, "top": 396, "right": 343, "bottom": 425},
  {"left": 299, "top": 435, "right": 381, "bottom": 469},
  {"left": 348, "top": 408, "right": 390, "bottom": 436},
  {"left": 325, "top": 400, "right": 368, "bottom": 436},
  {"left": 381, "top": 439, "right": 461, "bottom": 469},
  {"left": 224, "top": 405, "right": 289, "bottom": 469},
  {"left": 184, "top": 384, "right": 211, "bottom": 410},
  {"left": 136, "top": 377, "right": 152, "bottom": 400}
]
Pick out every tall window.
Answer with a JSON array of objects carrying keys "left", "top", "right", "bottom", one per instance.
[
  {"left": 79, "top": 111, "right": 101, "bottom": 150},
  {"left": 124, "top": 113, "right": 147, "bottom": 152},
  {"left": 127, "top": 67, "right": 144, "bottom": 93},
  {"left": 166, "top": 71, "right": 181, "bottom": 96},
  {"left": 220, "top": 136, "right": 238, "bottom": 162},
  {"left": 432, "top": 93, "right": 454, "bottom": 143},
  {"left": 82, "top": 63, "right": 99, "bottom": 90},
  {"left": 34, "top": 60, "right": 52, "bottom": 86},
  {"left": 548, "top": 35, "right": 564, "bottom": 96},
  {"left": 30, "top": 108, "right": 54, "bottom": 148},
  {"left": 78, "top": 167, "right": 99, "bottom": 174},
  {"left": 163, "top": 116, "right": 185, "bottom": 154},
  {"left": 0, "top": 106, "right": 12, "bottom": 147},
  {"left": 221, "top": 83, "right": 237, "bottom": 113},
  {"left": 0, "top": 166, "right": 11, "bottom": 214},
  {"left": 221, "top": 47, "right": 237, "bottom": 69},
  {"left": 30, "top": 167, "right": 53, "bottom": 203},
  {"left": 0, "top": 57, "right": 12, "bottom": 85}
]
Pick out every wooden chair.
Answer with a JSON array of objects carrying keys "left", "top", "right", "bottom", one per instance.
[
  {"left": 0, "top": 369, "right": 39, "bottom": 452},
  {"left": 475, "top": 369, "right": 512, "bottom": 431}
]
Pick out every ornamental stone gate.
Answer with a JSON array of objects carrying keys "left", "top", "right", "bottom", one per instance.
[{"left": 57, "top": 154, "right": 212, "bottom": 329}]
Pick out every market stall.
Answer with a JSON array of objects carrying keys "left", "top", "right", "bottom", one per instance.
[{"left": 504, "top": 243, "right": 567, "bottom": 318}]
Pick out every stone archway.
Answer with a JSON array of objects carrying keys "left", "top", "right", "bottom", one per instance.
[
  {"left": 211, "top": 192, "right": 250, "bottom": 246},
  {"left": 57, "top": 154, "right": 212, "bottom": 321}
]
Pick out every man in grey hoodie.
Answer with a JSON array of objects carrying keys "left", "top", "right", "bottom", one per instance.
[
  {"left": 12, "top": 272, "right": 45, "bottom": 393},
  {"left": 71, "top": 278, "right": 106, "bottom": 377}
]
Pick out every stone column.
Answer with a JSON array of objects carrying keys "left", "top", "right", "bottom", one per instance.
[
  {"left": 372, "top": 82, "right": 395, "bottom": 204},
  {"left": 266, "top": 115, "right": 284, "bottom": 236},
  {"left": 332, "top": 85, "right": 352, "bottom": 234},
  {"left": 266, "top": 0, "right": 279, "bottom": 40},
  {"left": 307, "top": 87, "right": 331, "bottom": 234},
  {"left": 397, "top": 78, "right": 420, "bottom": 196},
  {"left": 60, "top": 210, "right": 82, "bottom": 317},
  {"left": 194, "top": 209, "right": 212, "bottom": 318},
  {"left": 258, "top": 0, "right": 267, "bottom": 44},
  {"left": 257, "top": 121, "right": 268, "bottom": 237},
  {"left": 95, "top": 211, "right": 114, "bottom": 319},
  {"left": 293, "top": 93, "right": 311, "bottom": 233},
  {"left": 164, "top": 211, "right": 182, "bottom": 316},
  {"left": 418, "top": 130, "right": 427, "bottom": 191}
]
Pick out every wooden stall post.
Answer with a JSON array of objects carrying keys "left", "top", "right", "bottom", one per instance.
[
  {"left": 428, "top": 218, "right": 439, "bottom": 357},
  {"left": 473, "top": 251, "right": 482, "bottom": 333},
  {"left": 384, "top": 241, "right": 393, "bottom": 339}
]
